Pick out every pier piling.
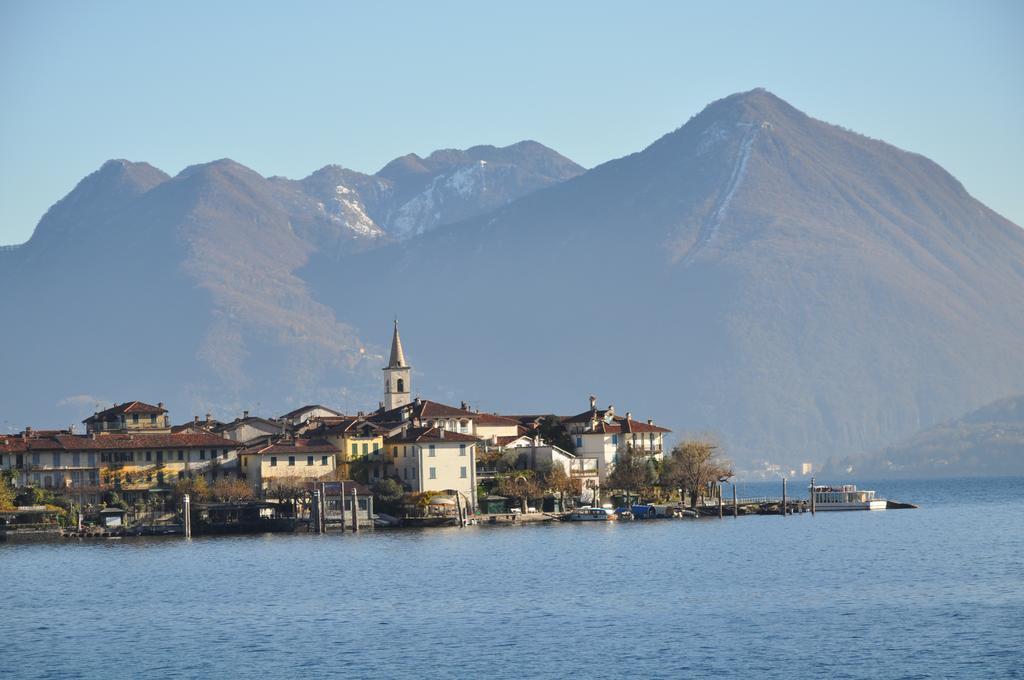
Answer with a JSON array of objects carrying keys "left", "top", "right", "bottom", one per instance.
[{"left": 782, "top": 478, "right": 787, "bottom": 516}]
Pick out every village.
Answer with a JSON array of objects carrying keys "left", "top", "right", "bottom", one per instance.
[{"left": 0, "top": 322, "right": 782, "bottom": 538}]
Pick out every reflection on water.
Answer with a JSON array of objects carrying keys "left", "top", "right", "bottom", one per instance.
[{"left": 4, "top": 477, "right": 1023, "bottom": 679}]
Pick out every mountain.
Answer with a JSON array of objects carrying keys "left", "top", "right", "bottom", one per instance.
[
  {"left": 2, "top": 90, "right": 1022, "bottom": 470},
  {"left": 309, "top": 89, "right": 1024, "bottom": 466},
  {"left": 823, "top": 395, "right": 1024, "bottom": 477},
  {"left": 0, "top": 142, "right": 581, "bottom": 428}
]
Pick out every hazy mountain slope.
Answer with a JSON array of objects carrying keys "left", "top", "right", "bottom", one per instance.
[
  {"left": 0, "top": 143, "right": 582, "bottom": 428},
  {"left": 824, "top": 395, "right": 1024, "bottom": 477},
  {"left": 308, "top": 89, "right": 1024, "bottom": 467}
]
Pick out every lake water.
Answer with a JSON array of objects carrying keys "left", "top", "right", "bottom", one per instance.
[{"left": 4, "top": 477, "right": 1023, "bottom": 679}]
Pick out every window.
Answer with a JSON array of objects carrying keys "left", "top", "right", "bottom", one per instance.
[
  {"left": 403, "top": 446, "right": 408, "bottom": 457},
  {"left": 429, "top": 445, "right": 436, "bottom": 457},
  {"left": 199, "top": 450, "right": 206, "bottom": 460},
  {"left": 270, "top": 456, "right": 277, "bottom": 467},
  {"left": 150, "top": 414, "right": 157, "bottom": 424},
  {"left": 392, "top": 447, "right": 398, "bottom": 458},
  {"left": 132, "top": 414, "right": 139, "bottom": 424},
  {"left": 351, "top": 443, "right": 358, "bottom": 456},
  {"left": 52, "top": 452, "right": 60, "bottom": 466},
  {"left": 178, "top": 450, "right": 184, "bottom": 461},
  {"left": 32, "top": 453, "right": 40, "bottom": 465},
  {"left": 575, "top": 437, "right": 582, "bottom": 448},
  {"left": 307, "top": 456, "right": 314, "bottom": 466},
  {"left": 321, "top": 456, "right": 329, "bottom": 466},
  {"left": 460, "top": 466, "right": 467, "bottom": 479},
  {"left": 222, "top": 450, "right": 228, "bottom": 459},
  {"left": 73, "top": 453, "right": 80, "bottom": 466},
  {"left": 145, "top": 451, "right": 152, "bottom": 461},
  {"left": 362, "top": 443, "right": 368, "bottom": 455},
  {"left": 87, "top": 453, "right": 95, "bottom": 466},
  {"left": 429, "top": 467, "right": 436, "bottom": 480},
  {"left": 288, "top": 456, "right": 296, "bottom": 466},
  {"left": 397, "top": 378, "right": 404, "bottom": 393},
  {"left": 412, "top": 468, "right": 416, "bottom": 479},
  {"left": 459, "top": 444, "right": 466, "bottom": 456}
]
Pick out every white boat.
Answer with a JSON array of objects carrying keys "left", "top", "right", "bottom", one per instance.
[
  {"left": 811, "top": 484, "right": 887, "bottom": 511},
  {"left": 567, "top": 507, "right": 616, "bottom": 521}
]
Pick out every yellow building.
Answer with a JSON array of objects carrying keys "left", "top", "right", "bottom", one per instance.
[
  {"left": 309, "top": 417, "right": 388, "bottom": 481},
  {"left": 239, "top": 437, "right": 338, "bottom": 492}
]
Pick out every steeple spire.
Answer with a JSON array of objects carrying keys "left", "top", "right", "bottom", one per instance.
[
  {"left": 388, "top": 319, "right": 407, "bottom": 368},
  {"left": 383, "top": 320, "right": 411, "bottom": 410}
]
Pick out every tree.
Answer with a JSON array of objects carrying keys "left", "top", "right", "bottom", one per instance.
[
  {"left": 539, "top": 464, "right": 580, "bottom": 510},
  {"left": 605, "top": 445, "right": 657, "bottom": 504},
  {"left": 210, "top": 479, "right": 255, "bottom": 503},
  {"left": 495, "top": 470, "right": 543, "bottom": 512},
  {"left": 265, "top": 475, "right": 307, "bottom": 517},
  {"left": 537, "top": 416, "right": 575, "bottom": 453},
  {"left": 661, "top": 439, "right": 733, "bottom": 509},
  {"left": 371, "top": 478, "right": 404, "bottom": 514},
  {"left": 171, "top": 475, "right": 209, "bottom": 503},
  {"left": 0, "top": 470, "right": 17, "bottom": 510}
]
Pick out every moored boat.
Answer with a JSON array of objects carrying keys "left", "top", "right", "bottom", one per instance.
[
  {"left": 811, "top": 484, "right": 887, "bottom": 511},
  {"left": 567, "top": 507, "right": 616, "bottom": 521}
]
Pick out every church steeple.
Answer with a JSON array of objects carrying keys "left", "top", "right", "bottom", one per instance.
[
  {"left": 388, "top": 319, "right": 407, "bottom": 368},
  {"left": 383, "top": 320, "right": 411, "bottom": 410}
]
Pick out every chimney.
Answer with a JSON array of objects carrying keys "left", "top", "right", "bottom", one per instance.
[
  {"left": 626, "top": 412, "right": 632, "bottom": 421},
  {"left": 589, "top": 395, "right": 597, "bottom": 410},
  {"left": 461, "top": 401, "right": 467, "bottom": 410},
  {"left": 608, "top": 404, "right": 615, "bottom": 415},
  {"left": 243, "top": 410, "right": 249, "bottom": 419},
  {"left": 647, "top": 418, "right": 653, "bottom": 426},
  {"left": 194, "top": 415, "right": 199, "bottom": 426},
  {"left": 205, "top": 413, "right": 212, "bottom": 424},
  {"left": 158, "top": 402, "right": 164, "bottom": 409},
  {"left": 357, "top": 410, "right": 364, "bottom": 417},
  {"left": 25, "top": 426, "right": 32, "bottom": 436}
]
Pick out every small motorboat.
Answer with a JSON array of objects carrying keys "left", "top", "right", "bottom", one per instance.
[{"left": 567, "top": 507, "right": 616, "bottom": 521}]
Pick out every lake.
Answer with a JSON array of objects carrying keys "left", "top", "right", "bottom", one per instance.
[{"left": 3, "top": 477, "right": 1023, "bottom": 679}]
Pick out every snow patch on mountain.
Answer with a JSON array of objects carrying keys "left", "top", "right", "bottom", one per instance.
[
  {"left": 682, "top": 124, "right": 759, "bottom": 265},
  {"left": 317, "top": 185, "right": 384, "bottom": 238}
]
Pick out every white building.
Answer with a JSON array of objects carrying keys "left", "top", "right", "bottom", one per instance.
[
  {"left": 385, "top": 427, "right": 478, "bottom": 509},
  {"left": 562, "top": 395, "right": 671, "bottom": 483}
]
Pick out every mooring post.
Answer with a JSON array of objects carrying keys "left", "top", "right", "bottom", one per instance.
[
  {"left": 782, "top": 478, "right": 787, "bottom": 516},
  {"left": 718, "top": 489, "right": 723, "bottom": 518},
  {"left": 182, "top": 493, "right": 191, "bottom": 538},
  {"left": 367, "top": 494, "right": 374, "bottom": 530},
  {"left": 351, "top": 487, "right": 359, "bottom": 533},
  {"left": 311, "top": 489, "right": 321, "bottom": 533},
  {"left": 810, "top": 476, "right": 816, "bottom": 515},
  {"left": 732, "top": 484, "right": 738, "bottom": 518}
]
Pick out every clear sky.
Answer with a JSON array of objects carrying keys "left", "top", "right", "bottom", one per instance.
[{"left": 1, "top": 0, "right": 1021, "bottom": 245}]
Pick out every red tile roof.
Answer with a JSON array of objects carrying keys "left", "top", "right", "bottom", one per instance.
[
  {"left": 84, "top": 401, "right": 167, "bottom": 422},
  {"left": 385, "top": 427, "right": 480, "bottom": 445},
  {"left": 55, "top": 433, "right": 238, "bottom": 451},
  {"left": 257, "top": 438, "right": 338, "bottom": 455}
]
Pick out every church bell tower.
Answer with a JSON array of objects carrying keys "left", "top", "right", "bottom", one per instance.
[{"left": 384, "top": 320, "right": 411, "bottom": 410}]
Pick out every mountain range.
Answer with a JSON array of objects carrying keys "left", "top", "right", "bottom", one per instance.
[
  {"left": 823, "top": 395, "right": 1024, "bottom": 477},
  {"left": 2, "top": 89, "right": 1023, "bottom": 471}
]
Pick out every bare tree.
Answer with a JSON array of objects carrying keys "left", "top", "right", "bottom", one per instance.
[{"left": 661, "top": 439, "right": 732, "bottom": 509}]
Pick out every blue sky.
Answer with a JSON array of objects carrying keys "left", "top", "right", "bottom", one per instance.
[{"left": 1, "top": 0, "right": 1021, "bottom": 245}]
